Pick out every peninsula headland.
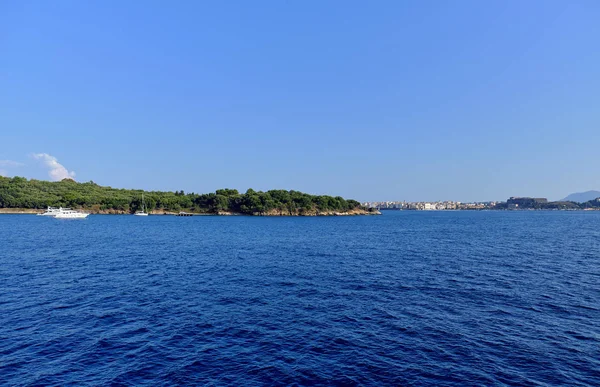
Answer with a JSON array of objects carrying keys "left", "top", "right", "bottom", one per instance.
[{"left": 0, "top": 176, "right": 379, "bottom": 216}]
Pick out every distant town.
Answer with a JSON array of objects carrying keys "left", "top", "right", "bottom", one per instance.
[
  {"left": 363, "top": 197, "right": 600, "bottom": 211},
  {"left": 362, "top": 200, "right": 497, "bottom": 211}
]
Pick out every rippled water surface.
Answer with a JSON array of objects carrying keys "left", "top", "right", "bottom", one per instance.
[{"left": 1, "top": 211, "right": 599, "bottom": 386}]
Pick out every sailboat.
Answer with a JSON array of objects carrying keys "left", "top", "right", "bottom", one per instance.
[{"left": 134, "top": 193, "right": 149, "bottom": 216}]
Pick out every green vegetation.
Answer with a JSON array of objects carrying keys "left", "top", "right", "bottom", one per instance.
[
  {"left": 494, "top": 201, "right": 582, "bottom": 210},
  {"left": 581, "top": 198, "right": 600, "bottom": 209},
  {"left": 493, "top": 199, "right": 600, "bottom": 210},
  {"left": 0, "top": 176, "right": 364, "bottom": 215}
]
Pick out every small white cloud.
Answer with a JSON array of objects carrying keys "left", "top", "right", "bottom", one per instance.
[
  {"left": 32, "top": 153, "right": 76, "bottom": 181},
  {"left": 0, "top": 169, "right": 7, "bottom": 177},
  {"left": 0, "top": 160, "right": 24, "bottom": 167}
]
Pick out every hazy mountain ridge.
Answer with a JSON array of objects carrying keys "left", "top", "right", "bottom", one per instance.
[{"left": 561, "top": 191, "right": 600, "bottom": 203}]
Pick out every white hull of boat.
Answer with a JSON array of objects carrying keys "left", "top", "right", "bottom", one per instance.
[
  {"left": 134, "top": 212, "right": 149, "bottom": 216},
  {"left": 54, "top": 212, "right": 89, "bottom": 219},
  {"left": 37, "top": 206, "right": 88, "bottom": 219}
]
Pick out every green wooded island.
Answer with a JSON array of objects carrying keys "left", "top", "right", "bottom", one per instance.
[{"left": 0, "top": 176, "right": 378, "bottom": 216}]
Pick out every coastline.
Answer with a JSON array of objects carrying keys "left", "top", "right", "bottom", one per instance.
[
  {"left": 0, "top": 208, "right": 381, "bottom": 216},
  {"left": 4, "top": 208, "right": 600, "bottom": 215}
]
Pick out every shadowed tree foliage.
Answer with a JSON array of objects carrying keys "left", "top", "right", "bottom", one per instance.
[{"left": 0, "top": 176, "right": 364, "bottom": 214}]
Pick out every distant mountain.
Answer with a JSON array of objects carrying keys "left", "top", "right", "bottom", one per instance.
[{"left": 561, "top": 191, "right": 600, "bottom": 203}]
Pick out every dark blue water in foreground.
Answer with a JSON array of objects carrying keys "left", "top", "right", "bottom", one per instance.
[{"left": 1, "top": 212, "right": 599, "bottom": 386}]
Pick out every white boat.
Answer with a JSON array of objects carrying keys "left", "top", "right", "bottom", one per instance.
[
  {"left": 37, "top": 206, "right": 61, "bottom": 216},
  {"left": 134, "top": 193, "right": 149, "bottom": 216},
  {"left": 54, "top": 209, "right": 89, "bottom": 219}
]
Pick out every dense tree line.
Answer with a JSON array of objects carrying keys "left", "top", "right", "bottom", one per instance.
[
  {"left": 0, "top": 176, "right": 363, "bottom": 214},
  {"left": 493, "top": 199, "right": 600, "bottom": 210}
]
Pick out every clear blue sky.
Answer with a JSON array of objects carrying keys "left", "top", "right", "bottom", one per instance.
[{"left": 1, "top": 1, "right": 598, "bottom": 202}]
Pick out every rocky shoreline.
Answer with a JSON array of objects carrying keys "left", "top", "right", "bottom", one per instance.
[
  {"left": 217, "top": 208, "right": 381, "bottom": 216},
  {"left": 0, "top": 208, "right": 381, "bottom": 216}
]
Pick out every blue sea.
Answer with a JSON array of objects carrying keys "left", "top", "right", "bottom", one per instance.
[{"left": 1, "top": 211, "right": 599, "bottom": 386}]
